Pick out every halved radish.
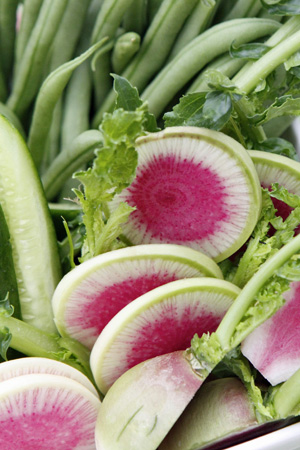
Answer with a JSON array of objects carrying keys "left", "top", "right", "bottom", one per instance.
[
  {"left": 249, "top": 150, "right": 300, "bottom": 232},
  {"left": 159, "top": 377, "right": 258, "bottom": 450},
  {"left": 90, "top": 277, "right": 240, "bottom": 394},
  {"left": 241, "top": 281, "right": 300, "bottom": 386},
  {"left": 52, "top": 244, "right": 223, "bottom": 350},
  {"left": 95, "top": 351, "right": 203, "bottom": 450},
  {"left": 0, "top": 357, "right": 98, "bottom": 397},
  {"left": 110, "top": 127, "right": 262, "bottom": 262},
  {"left": 0, "top": 374, "right": 101, "bottom": 450}
]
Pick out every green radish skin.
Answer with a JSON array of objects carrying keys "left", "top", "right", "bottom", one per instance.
[
  {"left": 0, "top": 373, "right": 101, "bottom": 450},
  {"left": 52, "top": 244, "right": 223, "bottom": 350},
  {"left": 111, "top": 127, "right": 262, "bottom": 262},
  {"left": 90, "top": 277, "right": 240, "bottom": 394},
  {"left": 0, "top": 115, "right": 61, "bottom": 333},
  {"left": 159, "top": 377, "right": 258, "bottom": 450},
  {"left": 95, "top": 351, "right": 202, "bottom": 450},
  {"left": 0, "top": 357, "right": 98, "bottom": 397}
]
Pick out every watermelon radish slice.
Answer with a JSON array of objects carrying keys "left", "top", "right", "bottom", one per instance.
[
  {"left": 52, "top": 244, "right": 223, "bottom": 350},
  {"left": 95, "top": 351, "right": 203, "bottom": 450},
  {"left": 90, "top": 277, "right": 240, "bottom": 394},
  {"left": 110, "top": 127, "right": 262, "bottom": 262},
  {"left": 249, "top": 150, "right": 300, "bottom": 233},
  {"left": 0, "top": 357, "right": 98, "bottom": 397},
  {"left": 241, "top": 281, "right": 300, "bottom": 386},
  {"left": 159, "top": 377, "right": 258, "bottom": 450},
  {"left": 0, "top": 373, "right": 101, "bottom": 450}
]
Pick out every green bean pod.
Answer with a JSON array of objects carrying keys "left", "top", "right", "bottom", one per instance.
[
  {"left": 0, "top": 115, "right": 61, "bottom": 334},
  {"left": 224, "top": 0, "right": 262, "bottom": 21},
  {"left": 168, "top": 0, "right": 222, "bottom": 60},
  {"left": 122, "top": 0, "right": 148, "bottom": 35},
  {"left": 93, "top": 0, "right": 198, "bottom": 125},
  {"left": 147, "top": 0, "right": 163, "bottom": 22},
  {"left": 42, "top": 130, "right": 103, "bottom": 201},
  {"left": 14, "top": 0, "right": 43, "bottom": 75},
  {"left": 139, "top": 18, "right": 280, "bottom": 118},
  {"left": 0, "top": 102, "right": 26, "bottom": 138},
  {"left": 40, "top": 99, "right": 63, "bottom": 175},
  {"left": 0, "top": 66, "right": 7, "bottom": 102},
  {"left": 28, "top": 41, "right": 105, "bottom": 172},
  {"left": 7, "top": 0, "right": 69, "bottom": 117},
  {"left": 112, "top": 31, "right": 141, "bottom": 73},
  {"left": 0, "top": 0, "right": 18, "bottom": 83},
  {"left": 46, "top": 0, "right": 92, "bottom": 73}
]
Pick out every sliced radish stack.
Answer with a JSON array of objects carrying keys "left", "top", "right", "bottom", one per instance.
[
  {"left": 249, "top": 150, "right": 300, "bottom": 233},
  {"left": 242, "top": 281, "right": 300, "bottom": 385},
  {"left": 110, "top": 127, "right": 262, "bottom": 262},
  {"left": 0, "top": 374, "right": 101, "bottom": 450},
  {"left": 52, "top": 244, "right": 223, "bottom": 349},
  {"left": 90, "top": 277, "right": 240, "bottom": 394},
  {"left": 0, "top": 357, "right": 98, "bottom": 397}
]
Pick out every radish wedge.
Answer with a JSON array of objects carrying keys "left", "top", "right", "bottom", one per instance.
[
  {"left": 159, "top": 377, "right": 258, "bottom": 450},
  {"left": 241, "top": 281, "right": 300, "bottom": 386},
  {"left": 0, "top": 357, "right": 98, "bottom": 397},
  {"left": 111, "top": 127, "right": 262, "bottom": 262},
  {"left": 90, "top": 277, "right": 240, "bottom": 394},
  {"left": 52, "top": 244, "right": 223, "bottom": 350},
  {"left": 95, "top": 351, "right": 202, "bottom": 450},
  {"left": 249, "top": 150, "right": 300, "bottom": 231},
  {"left": 0, "top": 374, "right": 101, "bottom": 450}
]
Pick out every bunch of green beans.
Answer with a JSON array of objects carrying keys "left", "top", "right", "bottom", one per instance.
[{"left": 0, "top": 0, "right": 299, "bottom": 204}]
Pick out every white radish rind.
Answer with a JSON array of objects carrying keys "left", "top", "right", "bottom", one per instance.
[
  {"left": 249, "top": 150, "right": 300, "bottom": 194},
  {"left": 159, "top": 378, "right": 258, "bottom": 450},
  {"left": 90, "top": 277, "right": 240, "bottom": 394},
  {"left": 111, "top": 127, "right": 262, "bottom": 262},
  {"left": 52, "top": 244, "right": 223, "bottom": 350},
  {"left": 241, "top": 281, "right": 300, "bottom": 386},
  {"left": 0, "top": 357, "right": 98, "bottom": 397},
  {"left": 0, "top": 374, "right": 101, "bottom": 450},
  {"left": 95, "top": 351, "right": 203, "bottom": 450},
  {"left": 0, "top": 115, "right": 61, "bottom": 333}
]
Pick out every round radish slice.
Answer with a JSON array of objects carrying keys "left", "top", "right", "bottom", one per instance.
[
  {"left": 0, "top": 374, "right": 101, "bottom": 450},
  {"left": 0, "top": 357, "right": 98, "bottom": 397},
  {"left": 52, "top": 244, "right": 223, "bottom": 350},
  {"left": 90, "top": 277, "right": 240, "bottom": 394},
  {"left": 249, "top": 150, "right": 300, "bottom": 233},
  {"left": 110, "top": 127, "right": 262, "bottom": 262},
  {"left": 241, "top": 281, "right": 300, "bottom": 386}
]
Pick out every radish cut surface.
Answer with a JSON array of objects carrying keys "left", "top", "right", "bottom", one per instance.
[
  {"left": 249, "top": 150, "right": 300, "bottom": 233},
  {"left": 90, "top": 278, "right": 240, "bottom": 394},
  {"left": 111, "top": 127, "right": 261, "bottom": 262},
  {"left": 0, "top": 374, "right": 101, "bottom": 450},
  {"left": 95, "top": 351, "right": 203, "bottom": 450},
  {"left": 242, "top": 281, "right": 300, "bottom": 385},
  {"left": 52, "top": 244, "right": 222, "bottom": 350},
  {"left": 0, "top": 357, "right": 98, "bottom": 397}
]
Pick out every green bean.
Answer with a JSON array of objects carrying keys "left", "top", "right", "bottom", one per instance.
[
  {"left": 42, "top": 130, "right": 103, "bottom": 201},
  {"left": 0, "top": 0, "right": 18, "bottom": 83},
  {"left": 147, "top": 0, "right": 163, "bottom": 22},
  {"left": 40, "top": 99, "right": 63, "bottom": 175},
  {"left": 122, "top": 0, "right": 148, "bottom": 35},
  {"left": 7, "top": 0, "right": 69, "bottom": 117},
  {"left": 91, "top": 0, "right": 135, "bottom": 107},
  {"left": 0, "top": 102, "right": 26, "bottom": 138},
  {"left": 188, "top": 53, "right": 245, "bottom": 93},
  {"left": 14, "top": 0, "right": 43, "bottom": 76},
  {"left": 47, "top": 0, "right": 92, "bottom": 73},
  {"left": 112, "top": 32, "right": 141, "bottom": 73},
  {"left": 168, "top": 0, "right": 222, "bottom": 60},
  {"left": 224, "top": 0, "right": 262, "bottom": 21},
  {"left": 0, "top": 65, "right": 7, "bottom": 102},
  {"left": 28, "top": 40, "right": 105, "bottom": 172},
  {"left": 138, "top": 18, "right": 280, "bottom": 118},
  {"left": 93, "top": 0, "right": 198, "bottom": 125}
]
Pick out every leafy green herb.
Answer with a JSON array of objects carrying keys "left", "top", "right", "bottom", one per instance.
[
  {"left": 261, "top": 0, "right": 300, "bottom": 16},
  {"left": 257, "top": 137, "right": 298, "bottom": 160},
  {"left": 229, "top": 42, "right": 270, "bottom": 60},
  {"left": 0, "top": 327, "right": 12, "bottom": 360}
]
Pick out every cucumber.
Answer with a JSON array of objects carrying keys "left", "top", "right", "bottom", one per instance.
[{"left": 0, "top": 115, "right": 61, "bottom": 333}]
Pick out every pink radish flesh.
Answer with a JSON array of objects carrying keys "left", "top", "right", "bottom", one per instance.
[
  {"left": 63, "top": 257, "right": 207, "bottom": 349},
  {"left": 124, "top": 154, "right": 230, "bottom": 241},
  {"left": 0, "top": 379, "right": 99, "bottom": 450},
  {"left": 242, "top": 281, "right": 300, "bottom": 385}
]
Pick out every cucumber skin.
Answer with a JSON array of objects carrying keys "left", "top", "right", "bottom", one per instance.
[{"left": 0, "top": 115, "right": 61, "bottom": 333}]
